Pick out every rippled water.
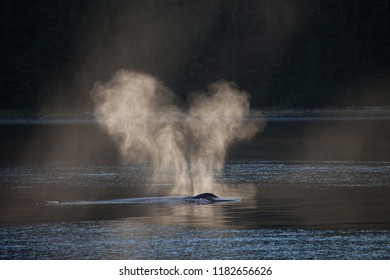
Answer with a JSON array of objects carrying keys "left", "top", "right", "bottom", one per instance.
[
  {"left": 1, "top": 160, "right": 390, "bottom": 259},
  {"left": 2, "top": 222, "right": 390, "bottom": 259},
  {"left": 1, "top": 119, "right": 390, "bottom": 259}
]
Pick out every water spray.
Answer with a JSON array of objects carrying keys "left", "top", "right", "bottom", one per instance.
[{"left": 91, "top": 70, "right": 263, "bottom": 196}]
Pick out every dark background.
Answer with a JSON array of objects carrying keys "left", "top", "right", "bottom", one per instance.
[{"left": 1, "top": 0, "right": 390, "bottom": 113}]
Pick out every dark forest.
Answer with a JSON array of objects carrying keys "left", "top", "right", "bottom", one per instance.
[{"left": 1, "top": 0, "right": 390, "bottom": 113}]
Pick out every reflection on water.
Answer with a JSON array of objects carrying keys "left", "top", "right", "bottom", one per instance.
[
  {"left": 1, "top": 160, "right": 390, "bottom": 259},
  {"left": 1, "top": 120, "right": 390, "bottom": 259},
  {"left": 1, "top": 160, "right": 390, "bottom": 228},
  {"left": 1, "top": 221, "right": 390, "bottom": 259}
]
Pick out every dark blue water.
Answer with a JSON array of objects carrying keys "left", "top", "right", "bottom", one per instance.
[{"left": 1, "top": 119, "right": 390, "bottom": 259}]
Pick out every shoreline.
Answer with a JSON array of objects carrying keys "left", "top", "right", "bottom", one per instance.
[{"left": 1, "top": 107, "right": 390, "bottom": 124}]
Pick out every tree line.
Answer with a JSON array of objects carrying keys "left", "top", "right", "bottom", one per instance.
[{"left": 1, "top": 0, "right": 389, "bottom": 112}]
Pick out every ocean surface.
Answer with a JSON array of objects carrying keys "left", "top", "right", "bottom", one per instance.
[{"left": 1, "top": 116, "right": 390, "bottom": 259}]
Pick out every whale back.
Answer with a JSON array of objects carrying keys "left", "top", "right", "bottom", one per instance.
[{"left": 192, "top": 193, "right": 218, "bottom": 201}]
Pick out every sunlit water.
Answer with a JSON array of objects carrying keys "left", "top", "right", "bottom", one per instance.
[
  {"left": 1, "top": 119, "right": 390, "bottom": 259},
  {"left": 1, "top": 160, "right": 390, "bottom": 259},
  {"left": 2, "top": 222, "right": 389, "bottom": 259}
]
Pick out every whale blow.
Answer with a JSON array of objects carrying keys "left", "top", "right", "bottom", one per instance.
[{"left": 91, "top": 70, "right": 264, "bottom": 194}]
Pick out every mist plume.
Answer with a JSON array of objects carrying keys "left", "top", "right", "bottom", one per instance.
[{"left": 91, "top": 70, "right": 263, "bottom": 194}]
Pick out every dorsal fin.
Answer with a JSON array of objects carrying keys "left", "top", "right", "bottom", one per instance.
[{"left": 192, "top": 193, "right": 218, "bottom": 200}]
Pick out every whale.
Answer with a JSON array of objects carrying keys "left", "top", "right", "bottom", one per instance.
[
  {"left": 192, "top": 193, "right": 218, "bottom": 201},
  {"left": 185, "top": 193, "right": 236, "bottom": 203},
  {"left": 45, "top": 192, "right": 238, "bottom": 206}
]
